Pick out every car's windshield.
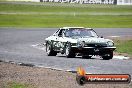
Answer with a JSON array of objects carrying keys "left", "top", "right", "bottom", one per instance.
[{"left": 65, "top": 28, "right": 98, "bottom": 37}]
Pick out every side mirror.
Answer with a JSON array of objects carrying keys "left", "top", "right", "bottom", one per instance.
[
  {"left": 58, "top": 35, "right": 62, "bottom": 37},
  {"left": 100, "top": 36, "right": 103, "bottom": 38}
]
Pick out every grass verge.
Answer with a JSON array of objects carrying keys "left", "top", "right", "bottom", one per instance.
[
  {"left": 0, "top": 14, "right": 132, "bottom": 28},
  {"left": 0, "top": 2, "right": 132, "bottom": 28},
  {"left": 114, "top": 40, "right": 132, "bottom": 55},
  {"left": 5, "top": 82, "right": 33, "bottom": 88},
  {"left": 0, "top": 3, "right": 132, "bottom": 13}
]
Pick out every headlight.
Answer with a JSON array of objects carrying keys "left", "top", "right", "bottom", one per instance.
[
  {"left": 107, "top": 41, "right": 114, "bottom": 46},
  {"left": 77, "top": 41, "right": 85, "bottom": 47}
]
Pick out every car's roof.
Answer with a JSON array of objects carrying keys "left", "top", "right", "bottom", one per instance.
[
  {"left": 60, "top": 27, "right": 93, "bottom": 30},
  {"left": 61, "top": 27, "right": 84, "bottom": 29},
  {"left": 86, "top": 28, "right": 93, "bottom": 30}
]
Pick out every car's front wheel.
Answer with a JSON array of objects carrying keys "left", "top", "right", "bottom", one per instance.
[
  {"left": 102, "top": 52, "right": 113, "bottom": 60},
  {"left": 65, "top": 43, "right": 75, "bottom": 58},
  {"left": 46, "top": 42, "right": 57, "bottom": 56}
]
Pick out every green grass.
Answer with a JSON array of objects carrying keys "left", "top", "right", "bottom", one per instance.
[
  {"left": 0, "top": 3, "right": 132, "bottom": 13},
  {"left": 5, "top": 82, "right": 33, "bottom": 88},
  {"left": 0, "top": 14, "right": 132, "bottom": 28},
  {"left": 0, "top": 0, "right": 7, "bottom": 1},
  {"left": 0, "top": 2, "right": 132, "bottom": 27},
  {"left": 115, "top": 40, "right": 132, "bottom": 55}
]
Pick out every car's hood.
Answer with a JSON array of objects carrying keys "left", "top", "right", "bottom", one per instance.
[
  {"left": 45, "top": 36, "right": 113, "bottom": 44},
  {"left": 65, "top": 37, "right": 112, "bottom": 44},
  {"left": 77, "top": 37, "right": 112, "bottom": 44}
]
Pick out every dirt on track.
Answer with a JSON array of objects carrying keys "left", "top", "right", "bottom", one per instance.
[{"left": 0, "top": 62, "right": 132, "bottom": 88}]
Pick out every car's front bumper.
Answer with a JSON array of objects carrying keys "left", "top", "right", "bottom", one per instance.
[{"left": 71, "top": 46, "right": 116, "bottom": 55}]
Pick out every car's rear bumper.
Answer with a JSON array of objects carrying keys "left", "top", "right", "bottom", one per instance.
[{"left": 71, "top": 46, "right": 116, "bottom": 55}]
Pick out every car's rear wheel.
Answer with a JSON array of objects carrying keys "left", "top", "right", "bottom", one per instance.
[
  {"left": 46, "top": 42, "right": 57, "bottom": 56},
  {"left": 102, "top": 52, "right": 113, "bottom": 60},
  {"left": 65, "top": 43, "right": 75, "bottom": 58}
]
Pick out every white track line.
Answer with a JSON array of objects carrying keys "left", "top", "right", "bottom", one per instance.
[
  {"left": 1, "top": 12, "right": 132, "bottom": 15},
  {"left": 31, "top": 44, "right": 45, "bottom": 50},
  {"left": 113, "top": 56, "right": 130, "bottom": 60},
  {"left": 108, "top": 36, "right": 120, "bottom": 38}
]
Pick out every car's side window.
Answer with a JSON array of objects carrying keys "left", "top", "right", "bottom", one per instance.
[
  {"left": 53, "top": 29, "right": 60, "bottom": 36},
  {"left": 58, "top": 29, "right": 65, "bottom": 37}
]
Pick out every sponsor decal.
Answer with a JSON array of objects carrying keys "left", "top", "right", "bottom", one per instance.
[
  {"left": 76, "top": 67, "right": 131, "bottom": 85},
  {"left": 43, "top": 0, "right": 116, "bottom": 4}
]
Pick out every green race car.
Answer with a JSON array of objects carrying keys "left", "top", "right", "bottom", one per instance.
[{"left": 45, "top": 27, "right": 116, "bottom": 60}]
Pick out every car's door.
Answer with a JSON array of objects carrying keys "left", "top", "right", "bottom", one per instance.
[{"left": 53, "top": 29, "right": 65, "bottom": 51}]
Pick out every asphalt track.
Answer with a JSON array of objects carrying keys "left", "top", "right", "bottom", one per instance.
[{"left": 0, "top": 28, "right": 132, "bottom": 76}]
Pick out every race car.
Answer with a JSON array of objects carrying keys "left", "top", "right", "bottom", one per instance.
[{"left": 45, "top": 27, "right": 116, "bottom": 60}]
